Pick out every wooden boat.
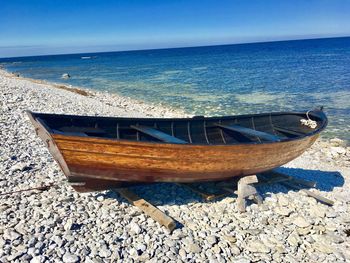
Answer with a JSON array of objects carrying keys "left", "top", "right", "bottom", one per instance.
[{"left": 26, "top": 109, "right": 327, "bottom": 192}]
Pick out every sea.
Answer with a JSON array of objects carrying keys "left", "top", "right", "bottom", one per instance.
[{"left": 1, "top": 37, "right": 350, "bottom": 142}]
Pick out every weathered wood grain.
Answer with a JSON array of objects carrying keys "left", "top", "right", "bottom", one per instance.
[{"left": 114, "top": 188, "right": 176, "bottom": 231}]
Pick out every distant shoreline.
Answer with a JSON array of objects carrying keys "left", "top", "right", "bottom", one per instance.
[
  {"left": 0, "top": 68, "right": 187, "bottom": 119},
  {"left": 1, "top": 69, "right": 93, "bottom": 97}
]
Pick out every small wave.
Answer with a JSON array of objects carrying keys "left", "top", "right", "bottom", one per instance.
[
  {"left": 163, "top": 70, "right": 183, "bottom": 74},
  {"left": 192, "top": 66, "right": 207, "bottom": 71}
]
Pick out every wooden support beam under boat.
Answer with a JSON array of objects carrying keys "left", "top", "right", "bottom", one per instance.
[
  {"left": 114, "top": 188, "right": 177, "bottom": 231},
  {"left": 258, "top": 170, "right": 334, "bottom": 206},
  {"left": 215, "top": 123, "right": 281, "bottom": 142},
  {"left": 130, "top": 125, "right": 188, "bottom": 144},
  {"left": 260, "top": 170, "right": 316, "bottom": 188},
  {"left": 176, "top": 183, "right": 229, "bottom": 201},
  {"left": 282, "top": 181, "right": 334, "bottom": 206}
]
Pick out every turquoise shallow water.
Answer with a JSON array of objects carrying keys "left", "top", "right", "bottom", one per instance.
[{"left": 1, "top": 37, "right": 350, "bottom": 142}]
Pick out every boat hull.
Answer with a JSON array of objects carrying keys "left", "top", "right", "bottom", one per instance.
[{"left": 52, "top": 133, "right": 317, "bottom": 192}]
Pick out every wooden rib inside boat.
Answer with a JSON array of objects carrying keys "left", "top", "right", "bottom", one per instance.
[{"left": 26, "top": 109, "right": 327, "bottom": 192}]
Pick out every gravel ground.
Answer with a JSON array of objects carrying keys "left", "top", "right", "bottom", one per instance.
[{"left": 1, "top": 69, "right": 349, "bottom": 262}]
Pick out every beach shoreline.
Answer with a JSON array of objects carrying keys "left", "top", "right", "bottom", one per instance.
[
  {"left": 1, "top": 67, "right": 350, "bottom": 262},
  {"left": 0, "top": 68, "right": 188, "bottom": 119}
]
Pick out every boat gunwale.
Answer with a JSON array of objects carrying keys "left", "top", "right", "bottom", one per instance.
[
  {"left": 27, "top": 110, "right": 328, "bottom": 147},
  {"left": 52, "top": 131, "right": 320, "bottom": 148}
]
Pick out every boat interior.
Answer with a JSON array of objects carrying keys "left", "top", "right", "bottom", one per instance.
[{"left": 32, "top": 111, "right": 326, "bottom": 145}]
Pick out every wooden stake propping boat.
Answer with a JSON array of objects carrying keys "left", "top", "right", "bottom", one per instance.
[{"left": 26, "top": 109, "right": 327, "bottom": 192}]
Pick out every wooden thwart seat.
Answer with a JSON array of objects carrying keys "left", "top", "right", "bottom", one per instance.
[
  {"left": 52, "top": 129, "right": 88, "bottom": 137},
  {"left": 130, "top": 125, "right": 188, "bottom": 144},
  {"left": 216, "top": 123, "right": 281, "bottom": 142},
  {"left": 273, "top": 126, "right": 304, "bottom": 137}
]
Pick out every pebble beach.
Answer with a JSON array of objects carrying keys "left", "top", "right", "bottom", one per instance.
[{"left": 0, "top": 68, "right": 349, "bottom": 262}]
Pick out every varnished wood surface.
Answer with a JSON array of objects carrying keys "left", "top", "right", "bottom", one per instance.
[{"left": 52, "top": 133, "right": 318, "bottom": 192}]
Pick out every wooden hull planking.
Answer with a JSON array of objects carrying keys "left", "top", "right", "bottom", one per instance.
[{"left": 54, "top": 133, "right": 317, "bottom": 192}]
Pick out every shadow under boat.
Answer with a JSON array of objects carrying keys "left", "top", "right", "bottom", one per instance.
[{"left": 97, "top": 167, "right": 344, "bottom": 206}]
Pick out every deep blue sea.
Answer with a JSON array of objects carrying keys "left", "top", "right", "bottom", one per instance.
[{"left": 1, "top": 37, "right": 350, "bottom": 141}]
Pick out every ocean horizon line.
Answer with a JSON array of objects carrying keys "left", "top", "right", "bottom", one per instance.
[{"left": 1, "top": 35, "right": 349, "bottom": 60}]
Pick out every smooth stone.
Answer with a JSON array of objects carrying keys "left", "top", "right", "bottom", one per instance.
[
  {"left": 51, "top": 235, "right": 63, "bottom": 247},
  {"left": 330, "top": 146, "right": 346, "bottom": 155},
  {"left": 96, "top": 196, "right": 104, "bottom": 202},
  {"left": 234, "top": 258, "right": 250, "bottom": 263},
  {"left": 3, "top": 230, "right": 21, "bottom": 241},
  {"left": 230, "top": 245, "right": 241, "bottom": 255},
  {"left": 293, "top": 216, "right": 310, "bottom": 228},
  {"left": 212, "top": 244, "right": 221, "bottom": 254},
  {"left": 246, "top": 240, "right": 270, "bottom": 253},
  {"left": 98, "top": 246, "right": 111, "bottom": 258},
  {"left": 275, "top": 206, "right": 292, "bottom": 216},
  {"left": 7, "top": 251, "right": 25, "bottom": 261},
  {"left": 224, "top": 235, "right": 237, "bottom": 244},
  {"left": 207, "top": 236, "right": 218, "bottom": 246},
  {"left": 278, "top": 195, "right": 289, "bottom": 206},
  {"left": 287, "top": 232, "right": 301, "bottom": 246},
  {"left": 128, "top": 248, "right": 138, "bottom": 257},
  {"left": 309, "top": 206, "right": 326, "bottom": 218},
  {"left": 64, "top": 219, "right": 74, "bottom": 231},
  {"left": 62, "top": 253, "right": 79, "bottom": 263},
  {"left": 129, "top": 222, "right": 141, "bottom": 234},
  {"left": 136, "top": 244, "right": 147, "bottom": 252},
  {"left": 30, "top": 256, "right": 45, "bottom": 263},
  {"left": 326, "top": 210, "right": 337, "bottom": 218},
  {"left": 330, "top": 138, "right": 344, "bottom": 147},
  {"left": 313, "top": 241, "right": 334, "bottom": 254},
  {"left": 297, "top": 226, "right": 311, "bottom": 236},
  {"left": 10, "top": 162, "right": 29, "bottom": 172},
  {"left": 179, "top": 248, "right": 187, "bottom": 259},
  {"left": 187, "top": 243, "right": 202, "bottom": 253}
]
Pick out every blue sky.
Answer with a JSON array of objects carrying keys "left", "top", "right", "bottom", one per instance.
[{"left": 0, "top": 0, "right": 349, "bottom": 57}]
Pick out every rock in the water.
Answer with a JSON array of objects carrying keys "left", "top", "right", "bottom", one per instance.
[{"left": 61, "top": 73, "right": 71, "bottom": 79}]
